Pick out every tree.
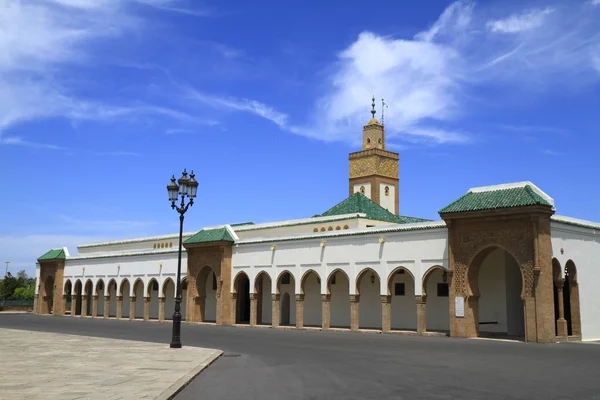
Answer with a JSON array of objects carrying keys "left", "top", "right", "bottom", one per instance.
[{"left": 0, "top": 272, "right": 19, "bottom": 300}]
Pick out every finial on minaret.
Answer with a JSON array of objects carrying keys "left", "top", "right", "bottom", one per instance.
[{"left": 371, "top": 95, "right": 376, "bottom": 118}]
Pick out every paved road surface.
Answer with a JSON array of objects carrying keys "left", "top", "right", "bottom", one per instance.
[{"left": 1, "top": 314, "right": 599, "bottom": 400}]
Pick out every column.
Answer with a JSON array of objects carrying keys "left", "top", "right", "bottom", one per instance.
[
  {"left": 197, "top": 296, "right": 206, "bottom": 322},
  {"left": 129, "top": 296, "right": 136, "bottom": 320},
  {"left": 143, "top": 297, "right": 150, "bottom": 321},
  {"left": 296, "top": 294, "right": 305, "bottom": 329},
  {"left": 271, "top": 294, "right": 280, "bottom": 328},
  {"left": 381, "top": 295, "right": 391, "bottom": 333},
  {"left": 556, "top": 281, "right": 568, "bottom": 337},
  {"left": 350, "top": 295, "right": 359, "bottom": 331},
  {"left": 92, "top": 295, "right": 98, "bottom": 318},
  {"left": 116, "top": 295, "right": 123, "bottom": 319},
  {"left": 71, "top": 295, "right": 77, "bottom": 316},
  {"left": 250, "top": 293, "right": 258, "bottom": 326},
  {"left": 104, "top": 296, "right": 110, "bottom": 319},
  {"left": 230, "top": 293, "right": 237, "bottom": 324},
  {"left": 81, "top": 295, "right": 88, "bottom": 317},
  {"left": 158, "top": 297, "right": 166, "bottom": 321},
  {"left": 416, "top": 295, "right": 427, "bottom": 334},
  {"left": 321, "top": 294, "right": 331, "bottom": 330}
]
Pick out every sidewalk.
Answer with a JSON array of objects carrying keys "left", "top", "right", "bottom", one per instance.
[{"left": 0, "top": 328, "right": 222, "bottom": 400}]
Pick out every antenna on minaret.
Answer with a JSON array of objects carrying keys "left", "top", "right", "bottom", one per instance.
[{"left": 381, "top": 98, "right": 388, "bottom": 126}]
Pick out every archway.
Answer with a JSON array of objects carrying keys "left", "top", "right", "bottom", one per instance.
[
  {"left": 107, "top": 279, "right": 117, "bottom": 317},
  {"left": 95, "top": 279, "right": 105, "bottom": 317},
  {"left": 73, "top": 280, "right": 82, "bottom": 316},
  {"left": 277, "top": 271, "right": 296, "bottom": 326},
  {"left": 64, "top": 280, "right": 72, "bottom": 315},
  {"left": 552, "top": 258, "right": 564, "bottom": 336},
  {"left": 195, "top": 266, "right": 218, "bottom": 322},
  {"left": 42, "top": 275, "right": 54, "bottom": 315},
  {"left": 300, "top": 270, "right": 322, "bottom": 327},
  {"left": 327, "top": 269, "right": 350, "bottom": 328},
  {"left": 564, "top": 260, "right": 581, "bottom": 337},
  {"left": 254, "top": 271, "right": 272, "bottom": 325},
  {"left": 147, "top": 279, "right": 159, "bottom": 319},
  {"left": 469, "top": 247, "right": 524, "bottom": 339},
  {"left": 120, "top": 279, "right": 131, "bottom": 318},
  {"left": 234, "top": 272, "right": 250, "bottom": 324},
  {"left": 163, "top": 279, "right": 175, "bottom": 320},
  {"left": 133, "top": 279, "right": 144, "bottom": 319},
  {"left": 84, "top": 280, "right": 93, "bottom": 316},
  {"left": 422, "top": 267, "right": 450, "bottom": 332},
  {"left": 356, "top": 269, "right": 381, "bottom": 329},
  {"left": 387, "top": 267, "right": 416, "bottom": 331}
]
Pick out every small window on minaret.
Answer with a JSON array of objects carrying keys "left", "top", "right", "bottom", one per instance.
[
  {"left": 360, "top": 186, "right": 365, "bottom": 194},
  {"left": 366, "top": 138, "right": 371, "bottom": 148},
  {"left": 385, "top": 186, "right": 390, "bottom": 196}
]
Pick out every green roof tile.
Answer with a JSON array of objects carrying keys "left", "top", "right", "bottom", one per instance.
[
  {"left": 439, "top": 185, "right": 552, "bottom": 214},
  {"left": 38, "top": 248, "right": 66, "bottom": 261},
  {"left": 183, "top": 227, "right": 235, "bottom": 244},
  {"left": 316, "top": 193, "right": 430, "bottom": 224}
]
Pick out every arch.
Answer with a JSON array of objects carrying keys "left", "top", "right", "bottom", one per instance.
[
  {"left": 356, "top": 268, "right": 381, "bottom": 329},
  {"left": 162, "top": 278, "right": 175, "bottom": 320},
  {"left": 118, "top": 278, "right": 130, "bottom": 296},
  {"left": 132, "top": 278, "right": 144, "bottom": 319},
  {"left": 254, "top": 271, "right": 272, "bottom": 325},
  {"left": 327, "top": 269, "right": 350, "bottom": 328},
  {"left": 300, "top": 269, "right": 322, "bottom": 327},
  {"left": 422, "top": 266, "right": 450, "bottom": 333},
  {"left": 146, "top": 278, "right": 159, "bottom": 319},
  {"left": 63, "top": 280, "right": 73, "bottom": 315},
  {"left": 386, "top": 266, "right": 416, "bottom": 296},
  {"left": 276, "top": 270, "right": 296, "bottom": 294},
  {"left": 564, "top": 260, "right": 581, "bottom": 337},
  {"left": 106, "top": 279, "right": 117, "bottom": 317},
  {"left": 132, "top": 278, "right": 144, "bottom": 294},
  {"left": 421, "top": 266, "right": 447, "bottom": 297},
  {"left": 233, "top": 271, "right": 250, "bottom": 324},
  {"left": 161, "top": 278, "right": 175, "bottom": 297},
  {"left": 95, "top": 279, "right": 105, "bottom": 295},
  {"left": 63, "top": 279, "right": 72, "bottom": 296},
  {"left": 469, "top": 246, "right": 525, "bottom": 339},
  {"left": 194, "top": 265, "right": 218, "bottom": 323},
  {"left": 95, "top": 278, "right": 105, "bottom": 317},
  {"left": 552, "top": 258, "right": 563, "bottom": 284},
  {"left": 41, "top": 275, "right": 54, "bottom": 315},
  {"left": 83, "top": 279, "right": 94, "bottom": 317},
  {"left": 388, "top": 266, "right": 417, "bottom": 331},
  {"left": 276, "top": 270, "right": 296, "bottom": 326},
  {"left": 146, "top": 278, "right": 159, "bottom": 297},
  {"left": 73, "top": 280, "right": 83, "bottom": 316}
]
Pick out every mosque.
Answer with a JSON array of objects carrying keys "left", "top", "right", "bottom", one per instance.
[{"left": 35, "top": 101, "right": 600, "bottom": 343}]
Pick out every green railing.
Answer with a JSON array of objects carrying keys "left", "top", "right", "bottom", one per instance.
[{"left": 0, "top": 299, "right": 34, "bottom": 307}]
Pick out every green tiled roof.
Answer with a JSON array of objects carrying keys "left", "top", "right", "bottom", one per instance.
[
  {"left": 38, "top": 248, "right": 66, "bottom": 261},
  {"left": 316, "top": 193, "right": 430, "bottom": 224},
  {"left": 439, "top": 185, "right": 553, "bottom": 214},
  {"left": 183, "top": 227, "right": 235, "bottom": 244}
]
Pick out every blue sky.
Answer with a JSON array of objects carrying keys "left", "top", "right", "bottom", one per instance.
[{"left": 1, "top": 0, "right": 599, "bottom": 276}]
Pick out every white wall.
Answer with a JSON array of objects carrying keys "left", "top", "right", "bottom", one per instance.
[
  {"left": 424, "top": 269, "right": 449, "bottom": 331},
  {"left": 551, "top": 220, "right": 600, "bottom": 340},
  {"left": 353, "top": 182, "right": 371, "bottom": 199},
  {"left": 330, "top": 272, "right": 350, "bottom": 327},
  {"left": 379, "top": 183, "right": 395, "bottom": 214},
  {"left": 358, "top": 273, "right": 381, "bottom": 329},
  {"left": 390, "top": 271, "right": 416, "bottom": 330},
  {"left": 234, "top": 217, "right": 361, "bottom": 240},
  {"left": 303, "top": 273, "right": 321, "bottom": 326}
]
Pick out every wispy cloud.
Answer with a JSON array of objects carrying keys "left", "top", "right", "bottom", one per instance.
[
  {"left": 541, "top": 149, "right": 562, "bottom": 156},
  {"left": 135, "top": 0, "right": 210, "bottom": 17},
  {"left": 487, "top": 8, "right": 554, "bottom": 34},
  {"left": 498, "top": 124, "right": 568, "bottom": 135},
  {"left": 0, "top": 135, "right": 67, "bottom": 150}
]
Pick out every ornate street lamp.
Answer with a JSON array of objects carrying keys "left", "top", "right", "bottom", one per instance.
[{"left": 166, "top": 169, "right": 198, "bottom": 348}]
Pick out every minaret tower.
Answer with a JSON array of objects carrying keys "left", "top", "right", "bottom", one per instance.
[{"left": 348, "top": 96, "right": 400, "bottom": 214}]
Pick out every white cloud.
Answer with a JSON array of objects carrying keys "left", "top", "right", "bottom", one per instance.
[
  {"left": 590, "top": 0, "right": 600, "bottom": 6},
  {"left": 487, "top": 8, "right": 554, "bottom": 34},
  {"left": 0, "top": 134, "right": 67, "bottom": 150}
]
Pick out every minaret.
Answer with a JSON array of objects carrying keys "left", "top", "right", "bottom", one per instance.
[{"left": 348, "top": 96, "right": 400, "bottom": 214}]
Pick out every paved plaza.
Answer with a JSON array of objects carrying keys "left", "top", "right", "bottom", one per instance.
[
  {"left": 0, "top": 324, "right": 221, "bottom": 400},
  {"left": 2, "top": 313, "right": 600, "bottom": 399}
]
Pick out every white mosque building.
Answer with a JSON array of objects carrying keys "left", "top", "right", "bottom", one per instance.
[{"left": 35, "top": 106, "right": 600, "bottom": 343}]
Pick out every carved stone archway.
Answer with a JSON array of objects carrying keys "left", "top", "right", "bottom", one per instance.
[{"left": 37, "top": 260, "right": 66, "bottom": 316}]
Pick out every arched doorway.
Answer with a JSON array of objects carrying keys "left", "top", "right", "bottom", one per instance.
[
  {"left": 564, "top": 260, "right": 581, "bottom": 337},
  {"left": 163, "top": 279, "right": 175, "bottom": 321},
  {"left": 387, "top": 267, "right": 416, "bottom": 331},
  {"left": 147, "top": 279, "right": 159, "bottom": 319},
  {"left": 469, "top": 247, "right": 524, "bottom": 339},
  {"left": 300, "top": 270, "right": 322, "bottom": 327},
  {"left": 64, "top": 280, "right": 72, "bottom": 315},
  {"left": 327, "top": 269, "right": 350, "bottom": 328},
  {"left": 84, "top": 280, "right": 93, "bottom": 317},
  {"left": 254, "top": 271, "right": 272, "bottom": 325},
  {"left": 120, "top": 279, "right": 130, "bottom": 318},
  {"left": 422, "top": 267, "right": 450, "bottom": 333},
  {"left": 195, "top": 266, "right": 218, "bottom": 322},
  {"left": 277, "top": 271, "right": 295, "bottom": 326},
  {"left": 107, "top": 279, "right": 117, "bottom": 317},
  {"left": 356, "top": 269, "right": 381, "bottom": 329},
  {"left": 42, "top": 275, "right": 54, "bottom": 315},
  {"left": 234, "top": 272, "right": 250, "bottom": 324},
  {"left": 133, "top": 279, "right": 144, "bottom": 319},
  {"left": 73, "top": 280, "right": 83, "bottom": 316},
  {"left": 96, "top": 280, "right": 104, "bottom": 317}
]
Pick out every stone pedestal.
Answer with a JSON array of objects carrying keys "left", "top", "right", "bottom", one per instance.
[
  {"left": 350, "top": 295, "right": 360, "bottom": 331},
  {"left": 271, "top": 294, "right": 280, "bottom": 328},
  {"left": 381, "top": 295, "right": 391, "bottom": 333},
  {"left": 143, "top": 297, "right": 150, "bottom": 321},
  {"left": 104, "top": 297, "right": 110, "bottom": 319},
  {"left": 321, "top": 295, "right": 331, "bottom": 330},
  {"left": 81, "top": 296, "right": 88, "bottom": 317},
  {"left": 296, "top": 294, "right": 305, "bottom": 329},
  {"left": 416, "top": 295, "right": 426, "bottom": 334},
  {"left": 71, "top": 296, "right": 77, "bottom": 316},
  {"left": 250, "top": 293, "right": 258, "bottom": 326},
  {"left": 116, "top": 296, "right": 123, "bottom": 319},
  {"left": 92, "top": 295, "right": 98, "bottom": 318},
  {"left": 158, "top": 298, "right": 166, "bottom": 321},
  {"left": 129, "top": 296, "right": 136, "bottom": 320}
]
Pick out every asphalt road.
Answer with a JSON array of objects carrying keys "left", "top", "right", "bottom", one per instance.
[{"left": 2, "top": 314, "right": 599, "bottom": 400}]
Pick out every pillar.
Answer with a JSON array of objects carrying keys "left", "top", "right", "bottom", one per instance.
[
  {"left": 350, "top": 295, "right": 359, "bottom": 331},
  {"left": 92, "top": 295, "right": 98, "bottom": 318},
  {"left": 197, "top": 296, "right": 206, "bottom": 322},
  {"left": 556, "top": 281, "right": 568, "bottom": 337},
  {"left": 143, "top": 297, "right": 150, "bottom": 321},
  {"left": 129, "top": 296, "right": 136, "bottom": 320},
  {"left": 296, "top": 294, "right": 304, "bottom": 329},
  {"left": 250, "top": 293, "right": 258, "bottom": 326},
  {"left": 116, "top": 295, "right": 123, "bottom": 319},
  {"left": 271, "top": 294, "right": 280, "bottom": 328},
  {"left": 104, "top": 296, "right": 110, "bottom": 319},
  {"left": 71, "top": 295, "right": 77, "bottom": 316},
  {"left": 81, "top": 295, "right": 88, "bottom": 317},
  {"left": 159, "top": 297, "right": 166, "bottom": 321},
  {"left": 381, "top": 295, "right": 391, "bottom": 333},
  {"left": 416, "top": 295, "right": 427, "bottom": 334},
  {"left": 321, "top": 294, "right": 330, "bottom": 330},
  {"left": 230, "top": 293, "right": 237, "bottom": 324}
]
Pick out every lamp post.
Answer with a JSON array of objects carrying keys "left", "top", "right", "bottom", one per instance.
[
  {"left": 166, "top": 169, "right": 198, "bottom": 349},
  {"left": 4, "top": 261, "right": 9, "bottom": 278}
]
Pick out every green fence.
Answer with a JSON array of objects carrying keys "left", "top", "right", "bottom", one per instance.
[{"left": 0, "top": 299, "right": 34, "bottom": 307}]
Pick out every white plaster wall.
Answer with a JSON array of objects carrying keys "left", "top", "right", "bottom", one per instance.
[
  {"left": 478, "top": 249, "right": 508, "bottom": 333},
  {"left": 425, "top": 269, "right": 449, "bottom": 331},
  {"left": 330, "top": 272, "right": 350, "bottom": 327},
  {"left": 353, "top": 182, "right": 371, "bottom": 199},
  {"left": 551, "top": 221, "right": 600, "bottom": 340},
  {"left": 359, "top": 274, "right": 381, "bottom": 329},
  {"left": 303, "top": 273, "right": 321, "bottom": 326},
  {"left": 77, "top": 234, "right": 193, "bottom": 256},
  {"left": 234, "top": 217, "right": 361, "bottom": 240},
  {"left": 379, "top": 183, "right": 395, "bottom": 214},
  {"left": 390, "top": 272, "right": 416, "bottom": 330}
]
